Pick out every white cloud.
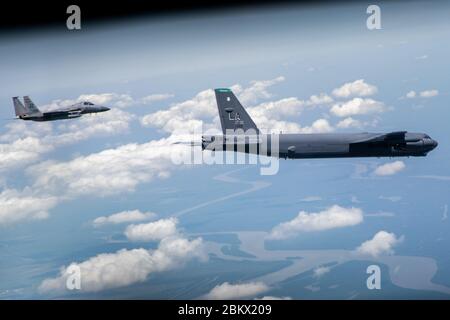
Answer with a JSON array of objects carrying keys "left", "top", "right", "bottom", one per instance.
[
  {"left": 49, "top": 108, "right": 134, "bottom": 146},
  {"left": 204, "top": 282, "right": 269, "bottom": 300},
  {"left": 5, "top": 135, "right": 192, "bottom": 225},
  {"left": 0, "top": 107, "right": 134, "bottom": 173},
  {"left": 93, "top": 210, "right": 156, "bottom": 227},
  {"left": 125, "top": 218, "right": 179, "bottom": 241},
  {"left": 374, "top": 161, "right": 405, "bottom": 176},
  {"left": 330, "top": 98, "right": 385, "bottom": 117},
  {"left": 39, "top": 235, "right": 205, "bottom": 293},
  {"left": 235, "top": 76, "right": 285, "bottom": 105},
  {"left": 337, "top": 117, "right": 362, "bottom": 129},
  {"left": 405, "top": 89, "right": 439, "bottom": 99},
  {"left": 356, "top": 231, "right": 404, "bottom": 257},
  {"left": 300, "top": 119, "right": 334, "bottom": 133},
  {"left": 140, "top": 77, "right": 287, "bottom": 134},
  {"left": 419, "top": 89, "right": 439, "bottom": 98},
  {"left": 332, "top": 80, "right": 377, "bottom": 98},
  {"left": 268, "top": 205, "right": 363, "bottom": 240},
  {"left": 0, "top": 137, "right": 53, "bottom": 172},
  {"left": 0, "top": 188, "right": 58, "bottom": 225},
  {"left": 406, "top": 91, "right": 417, "bottom": 99},
  {"left": 27, "top": 136, "right": 188, "bottom": 197},
  {"left": 248, "top": 97, "right": 305, "bottom": 120},
  {"left": 140, "top": 77, "right": 334, "bottom": 135},
  {"left": 313, "top": 266, "right": 331, "bottom": 278},
  {"left": 140, "top": 88, "right": 218, "bottom": 134},
  {"left": 306, "top": 93, "right": 334, "bottom": 106}
]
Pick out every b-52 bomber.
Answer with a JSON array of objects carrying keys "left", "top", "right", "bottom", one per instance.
[
  {"left": 12, "top": 96, "right": 110, "bottom": 121},
  {"left": 198, "top": 88, "right": 438, "bottom": 159}
]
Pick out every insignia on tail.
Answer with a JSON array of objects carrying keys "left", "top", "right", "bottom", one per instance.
[{"left": 214, "top": 88, "right": 259, "bottom": 134}]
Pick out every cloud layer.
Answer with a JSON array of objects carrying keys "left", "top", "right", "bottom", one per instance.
[{"left": 332, "top": 79, "right": 378, "bottom": 98}]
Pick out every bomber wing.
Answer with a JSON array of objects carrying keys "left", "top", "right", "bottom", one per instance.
[{"left": 352, "top": 131, "right": 420, "bottom": 145}]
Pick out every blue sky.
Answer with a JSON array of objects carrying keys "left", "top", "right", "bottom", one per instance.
[{"left": 1, "top": 0, "right": 449, "bottom": 299}]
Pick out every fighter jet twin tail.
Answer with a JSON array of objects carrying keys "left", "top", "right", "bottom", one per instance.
[
  {"left": 12, "top": 96, "right": 110, "bottom": 121},
  {"left": 12, "top": 91, "right": 437, "bottom": 159}
]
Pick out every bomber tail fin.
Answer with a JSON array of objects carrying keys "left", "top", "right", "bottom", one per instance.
[
  {"left": 13, "top": 97, "right": 27, "bottom": 117},
  {"left": 23, "top": 96, "right": 42, "bottom": 116},
  {"left": 214, "top": 88, "right": 259, "bottom": 135}
]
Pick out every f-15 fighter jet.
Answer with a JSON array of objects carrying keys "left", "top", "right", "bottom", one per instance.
[{"left": 12, "top": 96, "right": 110, "bottom": 121}]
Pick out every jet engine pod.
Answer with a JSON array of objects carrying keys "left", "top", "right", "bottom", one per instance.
[{"left": 287, "top": 145, "right": 296, "bottom": 159}]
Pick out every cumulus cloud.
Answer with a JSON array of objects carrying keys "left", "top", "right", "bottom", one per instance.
[
  {"left": 234, "top": 76, "right": 285, "bottom": 105},
  {"left": 337, "top": 117, "right": 362, "bottom": 129},
  {"left": 4, "top": 133, "right": 194, "bottom": 225},
  {"left": 332, "top": 80, "right": 377, "bottom": 98},
  {"left": 405, "top": 89, "right": 439, "bottom": 99},
  {"left": 268, "top": 205, "right": 363, "bottom": 240},
  {"left": 141, "top": 77, "right": 334, "bottom": 135},
  {"left": 93, "top": 210, "right": 156, "bottom": 227},
  {"left": 204, "top": 282, "right": 269, "bottom": 300},
  {"left": 0, "top": 188, "right": 58, "bottom": 225},
  {"left": 140, "top": 77, "right": 288, "bottom": 134},
  {"left": 356, "top": 231, "right": 404, "bottom": 257},
  {"left": 406, "top": 91, "right": 417, "bottom": 99},
  {"left": 330, "top": 98, "right": 385, "bottom": 117},
  {"left": 49, "top": 108, "right": 134, "bottom": 145},
  {"left": 313, "top": 266, "right": 331, "bottom": 278},
  {"left": 125, "top": 218, "right": 179, "bottom": 241},
  {"left": 140, "top": 88, "right": 218, "bottom": 134},
  {"left": 419, "top": 89, "right": 439, "bottom": 98},
  {"left": 39, "top": 235, "right": 205, "bottom": 293},
  {"left": 374, "top": 161, "right": 405, "bottom": 176}
]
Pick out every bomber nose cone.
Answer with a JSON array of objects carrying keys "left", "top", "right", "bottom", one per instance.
[
  {"left": 424, "top": 138, "right": 438, "bottom": 151},
  {"left": 432, "top": 139, "right": 438, "bottom": 149},
  {"left": 101, "top": 106, "right": 110, "bottom": 112}
]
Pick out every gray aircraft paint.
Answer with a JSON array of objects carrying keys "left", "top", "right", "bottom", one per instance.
[
  {"left": 203, "top": 89, "right": 438, "bottom": 159},
  {"left": 12, "top": 96, "right": 110, "bottom": 122}
]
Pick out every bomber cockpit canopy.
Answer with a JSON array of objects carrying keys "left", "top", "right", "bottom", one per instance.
[{"left": 83, "top": 102, "right": 94, "bottom": 106}]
